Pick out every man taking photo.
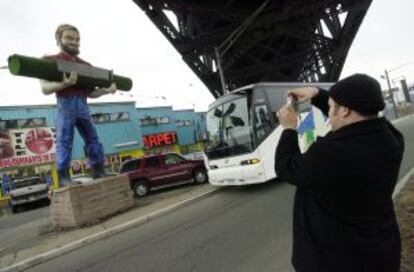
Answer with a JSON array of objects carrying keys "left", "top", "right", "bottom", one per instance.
[{"left": 275, "top": 74, "right": 404, "bottom": 272}]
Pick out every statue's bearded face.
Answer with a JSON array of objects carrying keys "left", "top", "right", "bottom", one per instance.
[{"left": 59, "top": 29, "right": 80, "bottom": 55}]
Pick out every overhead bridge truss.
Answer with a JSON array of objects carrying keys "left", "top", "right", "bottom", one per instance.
[{"left": 133, "top": 0, "right": 372, "bottom": 97}]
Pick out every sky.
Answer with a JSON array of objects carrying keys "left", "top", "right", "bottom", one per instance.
[{"left": 0, "top": 0, "right": 413, "bottom": 111}]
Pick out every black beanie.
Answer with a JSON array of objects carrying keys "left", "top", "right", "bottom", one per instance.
[{"left": 329, "top": 74, "right": 385, "bottom": 115}]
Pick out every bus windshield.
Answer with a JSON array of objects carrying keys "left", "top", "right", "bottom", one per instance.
[{"left": 205, "top": 97, "right": 253, "bottom": 160}]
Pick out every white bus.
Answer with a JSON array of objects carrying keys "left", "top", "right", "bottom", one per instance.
[{"left": 204, "top": 82, "right": 333, "bottom": 186}]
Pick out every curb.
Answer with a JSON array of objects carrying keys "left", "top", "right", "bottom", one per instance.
[
  {"left": 393, "top": 167, "right": 414, "bottom": 199},
  {"left": 0, "top": 186, "right": 221, "bottom": 272}
]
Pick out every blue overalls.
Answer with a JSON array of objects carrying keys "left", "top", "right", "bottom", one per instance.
[{"left": 56, "top": 95, "right": 104, "bottom": 186}]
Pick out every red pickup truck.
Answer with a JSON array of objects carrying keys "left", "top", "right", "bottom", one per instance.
[{"left": 119, "top": 153, "right": 208, "bottom": 197}]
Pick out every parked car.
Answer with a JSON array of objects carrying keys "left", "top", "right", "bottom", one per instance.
[
  {"left": 119, "top": 153, "right": 208, "bottom": 197},
  {"left": 8, "top": 176, "right": 50, "bottom": 213}
]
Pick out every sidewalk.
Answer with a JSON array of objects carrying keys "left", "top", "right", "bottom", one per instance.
[
  {"left": 0, "top": 183, "right": 220, "bottom": 272},
  {"left": 394, "top": 172, "right": 414, "bottom": 272}
]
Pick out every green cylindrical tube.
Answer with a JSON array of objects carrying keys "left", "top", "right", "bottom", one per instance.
[{"left": 8, "top": 54, "right": 133, "bottom": 91}]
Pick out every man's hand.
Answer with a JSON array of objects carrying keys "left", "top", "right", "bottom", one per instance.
[
  {"left": 62, "top": 71, "right": 78, "bottom": 87},
  {"left": 287, "top": 87, "right": 319, "bottom": 103},
  {"left": 276, "top": 104, "right": 299, "bottom": 130}
]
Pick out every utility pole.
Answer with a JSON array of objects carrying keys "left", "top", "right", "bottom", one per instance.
[{"left": 384, "top": 69, "right": 399, "bottom": 118}]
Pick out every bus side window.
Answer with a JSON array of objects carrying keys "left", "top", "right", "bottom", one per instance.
[{"left": 254, "top": 104, "right": 271, "bottom": 142}]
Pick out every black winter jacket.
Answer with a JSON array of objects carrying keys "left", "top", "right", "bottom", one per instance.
[{"left": 275, "top": 90, "right": 404, "bottom": 272}]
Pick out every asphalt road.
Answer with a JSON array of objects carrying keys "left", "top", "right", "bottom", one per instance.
[
  {"left": 0, "top": 203, "right": 51, "bottom": 256},
  {"left": 27, "top": 181, "right": 296, "bottom": 272}
]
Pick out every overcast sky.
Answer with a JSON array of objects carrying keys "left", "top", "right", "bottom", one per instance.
[{"left": 0, "top": 0, "right": 413, "bottom": 111}]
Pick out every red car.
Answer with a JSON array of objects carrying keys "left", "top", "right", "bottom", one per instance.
[{"left": 119, "top": 153, "right": 208, "bottom": 197}]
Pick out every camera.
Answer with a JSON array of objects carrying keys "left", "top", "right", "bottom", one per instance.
[{"left": 286, "top": 94, "right": 299, "bottom": 112}]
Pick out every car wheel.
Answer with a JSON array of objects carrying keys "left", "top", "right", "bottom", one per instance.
[
  {"left": 193, "top": 168, "right": 207, "bottom": 184},
  {"left": 132, "top": 180, "right": 149, "bottom": 197}
]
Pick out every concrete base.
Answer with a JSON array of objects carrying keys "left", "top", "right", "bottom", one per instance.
[{"left": 50, "top": 175, "right": 134, "bottom": 228}]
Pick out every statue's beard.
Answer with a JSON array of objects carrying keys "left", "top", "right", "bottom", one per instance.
[{"left": 61, "top": 44, "right": 79, "bottom": 56}]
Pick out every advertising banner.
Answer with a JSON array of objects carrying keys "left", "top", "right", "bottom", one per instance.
[{"left": 0, "top": 127, "right": 56, "bottom": 168}]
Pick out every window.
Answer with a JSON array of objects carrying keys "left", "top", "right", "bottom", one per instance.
[
  {"left": 145, "top": 157, "right": 160, "bottom": 167},
  {"left": 205, "top": 97, "right": 253, "bottom": 160},
  {"left": 120, "top": 159, "right": 141, "bottom": 173},
  {"left": 13, "top": 177, "right": 43, "bottom": 189},
  {"left": 176, "top": 120, "right": 193, "bottom": 127},
  {"left": 0, "top": 118, "right": 46, "bottom": 130},
  {"left": 140, "top": 116, "right": 170, "bottom": 126},
  {"left": 254, "top": 104, "right": 272, "bottom": 142},
  {"left": 164, "top": 154, "right": 184, "bottom": 165},
  {"left": 156, "top": 117, "right": 169, "bottom": 124},
  {"left": 92, "top": 112, "right": 130, "bottom": 124},
  {"left": 110, "top": 112, "right": 130, "bottom": 122},
  {"left": 92, "top": 113, "right": 110, "bottom": 123},
  {"left": 176, "top": 120, "right": 185, "bottom": 127},
  {"left": 140, "top": 118, "right": 157, "bottom": 126}
]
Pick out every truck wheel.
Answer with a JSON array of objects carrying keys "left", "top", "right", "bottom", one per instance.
[
  {"left": 11, "top": 205, "right": 19, "bottom": 214},
  {"left": 193, "top": 169, "right": 208, "bottom": 184},
  {"left": 132, "top": 181, "right": 149, "bottom": 197}
]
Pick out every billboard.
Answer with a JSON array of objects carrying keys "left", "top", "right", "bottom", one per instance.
[{"left": 0, "top": 127, "right": 56, "bottom": 168}]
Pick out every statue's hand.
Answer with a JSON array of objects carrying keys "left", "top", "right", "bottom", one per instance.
[
  {"left": 106, "top": 82, "right": 117, "bottom": 94},
  {"left": 63, "top": 71, "right": 78, "bottom": 87}
]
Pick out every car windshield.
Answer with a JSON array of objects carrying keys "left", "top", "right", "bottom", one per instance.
[
  {"left": 120, "top": 159, "right": 141, "bottom": 173},
  {"left": 205, "top": 96, "right": 253, "bottom": 160},
  {"left": 13, "top": 177, "right": 43, "bottom": 189}
]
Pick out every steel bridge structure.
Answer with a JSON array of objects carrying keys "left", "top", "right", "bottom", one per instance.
[{"left": 133, "top": 0, "right": 372, "bottom": 98}]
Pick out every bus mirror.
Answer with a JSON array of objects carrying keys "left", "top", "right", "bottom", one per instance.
[
  {"left": 214, "top": 109, "right": 222, "bottom": 117},
  {"left": 231, "top": 116, "right": 245, "bottom": 126},
  {"left": 224, "top": 103, "right": 236, "bottom": 115}
]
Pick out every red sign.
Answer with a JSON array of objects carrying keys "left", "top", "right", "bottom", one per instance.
[
  {"left": 0, "top": 127, "right": 56, "bottom": 168},
  {"left": 142, "top": 132, "right": 177, "bottom": 149},
  {"left": 25, "top": 128, "right": 54, "bottom": 154}
]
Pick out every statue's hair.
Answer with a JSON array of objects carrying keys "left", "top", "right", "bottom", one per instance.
[{"left": 55, "top": 24, "right": 79, "bottom": 41}]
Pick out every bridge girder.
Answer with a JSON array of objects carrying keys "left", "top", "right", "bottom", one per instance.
[{"left": 133, "top": 0, "right": 372, "bottom": 98}]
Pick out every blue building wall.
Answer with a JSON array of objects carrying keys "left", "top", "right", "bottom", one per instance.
[
  {"left": 174, "top": 110, "right": 197, "bottom": 146},
  {"left": 73, "top": 102, "right": 141, "bottom": 159},
  {"left": 0, "top": 103, "right": 206, "bottom": 161},
  {"left": 136, "top": 106, "right": 176, "bottom": 137}
]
